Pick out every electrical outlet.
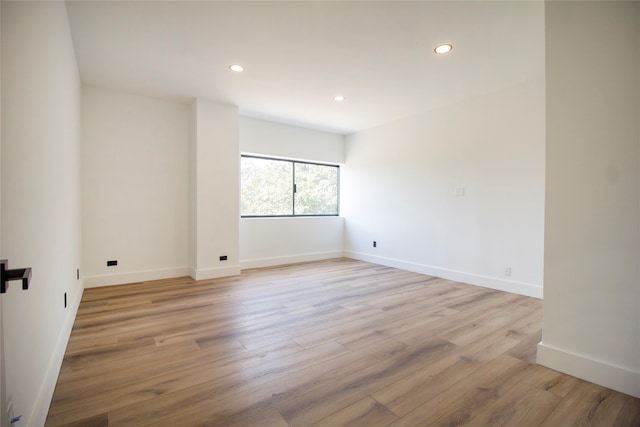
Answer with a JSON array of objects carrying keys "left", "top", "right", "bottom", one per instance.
[
  {"left": 505, "top": 267, "right": 512, "bottom": 277},
  {"left": 64, "top": 292, "right": 67, "bottom": 308},
  {"left": 373, "top": 241, "right": 377, "bottom": 248},
  {"left": 107, "top": 260, "right": 117, "bottom": 267},
  {"left": 77, "top": 268, "right": 80, "bottom": 280},
  {"left": 219, "top": 255, "right": 228, "bottom": 261}
]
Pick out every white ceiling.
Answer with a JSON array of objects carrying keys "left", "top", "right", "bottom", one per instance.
[{"left": 65, "top": 1, "right": 545, "bottom": 135}]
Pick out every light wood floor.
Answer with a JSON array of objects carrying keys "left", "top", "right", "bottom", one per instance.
[{"left": 46, "top": 258, "right": 640, "bottom": 427}]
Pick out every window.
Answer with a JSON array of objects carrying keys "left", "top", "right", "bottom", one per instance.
[{"left": 241, "top": 155, "right": 339, "bottom": 217}]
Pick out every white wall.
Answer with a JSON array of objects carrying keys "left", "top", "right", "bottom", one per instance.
[
  {"left": 539, "top": 1, "right": 640, "bottom": 398},
  {"left": 82, "top": 86, "right": 190, "bottom": 287},
  {"left": 239, "top": 117, "right": 345, "bottom": 269},
  {"left": 342, "top": 79, "right": 545, "bottom": 298},
  {"left": 0, "top": 3, "right": 5, "bottom": 425},
  {"left": 1, "top": 2, "right": 83, "bottom": 425},
  {"left": 240, "top": 116, "right": 344, "bottom": 164},
  {"left": 240, "top": 217, "right": 344, "bottom": 269},
  {"left": 190, "top": 99, "right": 240, "bottom": 279},
  {"left": 189, "top": 102, "right": 198, "bottom": 277}
]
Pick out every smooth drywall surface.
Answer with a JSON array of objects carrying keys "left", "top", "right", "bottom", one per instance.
[
  {"left": 240, "top": 217, "right": 344, "bottom": 269},
  {"left": 342, "top": 79, "right": 545, "bottom": 298},
  {"left": 539, "top": 1, "right": 640, "bottom": 397},
  {"left": 240, "top": 116, "right": 344, "bottom": 164},
  {"left": 0, "top": 4, "right": 6, "bottom": 425},
  {"left": 189, "top": 102, "right": 198, "bottom": 274},
  {"left": 1, "top": 2, "right": 83, "bottom": 425},
  {"left": 82, "top": 86, "right": 190, "bottom": 287},
  {"left": 191, "top": 99, "right": 240, "bottom": 279},
  {"left": 0, "top": 3, "right": 5, "bottom": 426},
  {"left": 239, "top": 117, "right": 345, "bottom": 268}
]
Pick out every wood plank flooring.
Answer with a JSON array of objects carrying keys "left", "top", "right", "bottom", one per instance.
[{"left": 46, "top": 258, "right": 640, "bottom": 426}]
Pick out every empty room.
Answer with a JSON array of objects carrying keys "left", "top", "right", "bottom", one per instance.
[{"left": 1, "top": 1, "right": 639, "bottom": 426}]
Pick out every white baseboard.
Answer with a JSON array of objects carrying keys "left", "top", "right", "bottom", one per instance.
[
  {"left": 29, "top": 283, "right": 84, "bottom": 427},
  {"left": 84, "top": 265, "right": 245, "bottom": 288},
  {"left": 537, "top": 342, "right": 640, "bottom": 398},
  {"left": 83, "top": 266, "right": 191, "bottom": 288},
  {"left": 344, "top": 251, "right": 543, "bottom": 299},
  {"left": 191, "top": 265, "right": 241, "bottom": 281},
  {"left": 240, "top": 251, "right": 345, "bottom": 270}
]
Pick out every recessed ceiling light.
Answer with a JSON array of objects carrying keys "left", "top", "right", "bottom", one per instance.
[
  {"left": 334, "top": 95, "right": 345, "bottom": 102},
  {"left": 229, "top": 64, "right": 244, "bottom": 72},
  {"left": 434, "top": 44, "right": 453, "bottom": 54}
]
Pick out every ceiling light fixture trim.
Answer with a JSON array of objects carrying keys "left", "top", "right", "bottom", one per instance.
[{"left": 434, "top": 44, "right": 453, "bottom": 54}]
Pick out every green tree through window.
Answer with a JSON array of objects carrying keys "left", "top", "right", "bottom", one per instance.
[{"left": 241, "top": 155, "right": 339, "bottom": 217}]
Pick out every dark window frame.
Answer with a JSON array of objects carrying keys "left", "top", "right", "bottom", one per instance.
[{"left": 241, "top": 154, "right": 340, "bottom": 218}]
